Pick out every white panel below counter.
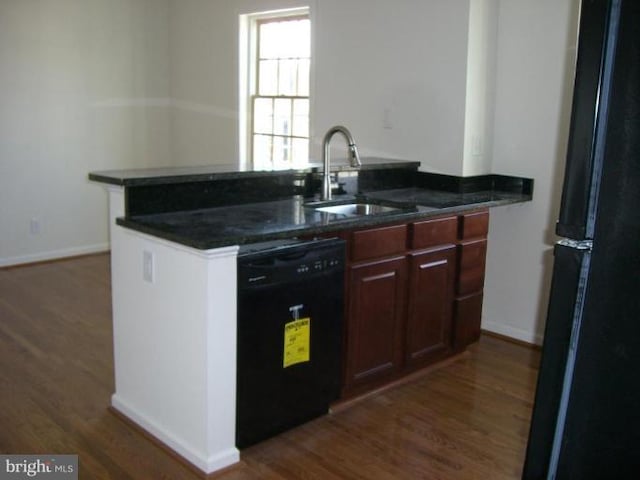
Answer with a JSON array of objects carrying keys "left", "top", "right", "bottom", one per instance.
[{"left": 110, "top": 222, "right": 239, "bottom": 474}]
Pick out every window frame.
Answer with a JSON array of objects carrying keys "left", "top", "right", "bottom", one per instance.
[{"left": 244, "top": 10, "right": 311, "bottom": 170}]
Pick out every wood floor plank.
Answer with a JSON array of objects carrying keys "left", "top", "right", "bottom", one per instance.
[{"left": 0, "top": 254, "right": 540, "bottom": 479}]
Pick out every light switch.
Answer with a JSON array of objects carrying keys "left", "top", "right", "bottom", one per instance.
[
  {"left": 383, "top": 107, "right": 393, "bottom": 130},
  {"left": 143, "top": 250, "right": 154, "bottom": 283},
  {"left": 472, "top": 135, "right": 483, "bottom": 156}
]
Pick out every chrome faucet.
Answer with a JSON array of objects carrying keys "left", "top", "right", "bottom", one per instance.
[{"left": 321, "top": 125, "right": 362, "bottom": 201}]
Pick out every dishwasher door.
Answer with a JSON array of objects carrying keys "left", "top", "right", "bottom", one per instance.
[{"left": 236, "top": 238, "right": 345, "bottom": 448}]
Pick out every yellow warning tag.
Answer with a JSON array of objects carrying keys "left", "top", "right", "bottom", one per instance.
[{"left": 283, "top": 317, "right": 311, "bottom": 368}]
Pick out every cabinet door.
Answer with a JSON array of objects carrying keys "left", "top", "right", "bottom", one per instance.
[
  {"left": 406, "top": 246, "right": 456, "bottom": 368},
  {"left": 344, "top": 256, "right": 407, "bottom": 391}
]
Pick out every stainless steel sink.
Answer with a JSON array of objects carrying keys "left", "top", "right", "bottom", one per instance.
[{"left": 314, "top": 203, "right": 400, "bottom": 216}]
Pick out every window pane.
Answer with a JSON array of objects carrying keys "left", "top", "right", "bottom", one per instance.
[
  {"left": 292, "top": 138, "right": 309, "bottom": 163},
  {"left": 281, "top": 20, "right": 297, "bottom": 58},
  {"left": 253, "top": 134, "right": 272, "bottom": 169},
  {"left": 276, "top": 21, "right": 294, "bottom": 59},
  {"left": 297, "top": 59, "right": 310, "bottom": 97},
  {"left": 260, "top": 19, "right": 310, "bottom": 59},
  {"left": 259, "top": 22, "right": 279, "bottom": 59},
  {"left": 273, "top": 98, "right": 292, "bottom": 136},
  {"left": 276, "top": 60, "right": 296, "bottom": 95},
  {"left": 258, "top": 60, "right": 277, "bottom": 96},
  {"left": 273, "top": 136, "right": 291, "bottom": 167},
  {"left": 291, "top": 20, "right": 310, "bottom": 58},
  {"left": 278, "top": 60, "right": 297, "bottom": 96},
  {"left": 253, "top": 98, "right": 273, "bottom": 134},
  {"left": 292, "top": 99, "right": 309, "bottom": 138}
]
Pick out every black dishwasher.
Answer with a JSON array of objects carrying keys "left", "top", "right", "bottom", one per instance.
[{"left": 236, "top": 238, "right": 345, "bottom": 448}]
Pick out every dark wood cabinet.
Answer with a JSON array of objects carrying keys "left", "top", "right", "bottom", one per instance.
[
  {"left": 351, "top": 224, "right": 407, "bottom": 262},
  {"left": 411, "top": 216, "right": 458, "bottom": 249},
  {"left": 457, "top": 239, "right": 488, "bottom": 296},
  {"left": 459, "top": 210, "right": 489, "bottom": 239},
  {"left": 453, "top": 211, "right": 489, "bottom": 351},
  {"left": 339, "top": 209, "right": 489, "bottom": 398},
  {"left": 344, "top": 256, "right": 407, "bottom": 390},
  {"left": 453, "top": 292, "right": 484, "bottom": 347},
  {"left": 406, "top": 245, "right": 456, "bottom": 369}
]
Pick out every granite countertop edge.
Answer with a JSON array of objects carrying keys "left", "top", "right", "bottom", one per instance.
[
  {"left": 116, "top": 192, "right": 530, "bottom": 251},
  {"left": 89, "top": 158, "right": 420, "bottom": 187}
]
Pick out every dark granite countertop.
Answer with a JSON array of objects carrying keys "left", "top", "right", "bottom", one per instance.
[
  {"left": 93, "top": 158, "right": 533, "bottom": 249},
  {"left": 116, "top": 188, "right": 530, "bottom": 250},
  {"left": 89, "top": 158, "right": 420, "bottom": 187}
]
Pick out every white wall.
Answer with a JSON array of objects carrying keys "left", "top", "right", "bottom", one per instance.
[
  {"left": 313, "top": 0, "right": 470, "bottom": 173},
  {"left": 482, "top": 0, "right": 580, "bottom": 344},
  {"left": 0, "top": 0, "right": 171, "bottom": 266}
]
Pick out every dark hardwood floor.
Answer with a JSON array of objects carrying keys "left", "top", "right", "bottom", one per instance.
[{"left": 0, "top": 253, "right": 540, "bottom": 479}]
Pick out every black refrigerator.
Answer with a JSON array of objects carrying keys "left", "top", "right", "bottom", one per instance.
[{"left": 522, "top": 0, "right": 640, "bottom": 479}]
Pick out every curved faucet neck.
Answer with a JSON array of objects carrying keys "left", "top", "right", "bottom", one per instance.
[{"left": 321, "top": 125, "right": 361, "bottom": 201}]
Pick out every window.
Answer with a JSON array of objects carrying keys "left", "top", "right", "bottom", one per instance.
[{"left": 242, "top": 10, "right": 310, "bottom": 170}]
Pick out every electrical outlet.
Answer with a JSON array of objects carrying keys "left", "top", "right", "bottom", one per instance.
[
  {"left": 30, "top": 218, "right": 40, "bottom": 235},
  {"left": 143, "top": 250, "right": 154, "bottom": 283}
]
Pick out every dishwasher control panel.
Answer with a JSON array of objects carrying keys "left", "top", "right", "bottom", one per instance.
[
  {"left": 297, "top": 257, "right": 341, "bottom": 274},
  {"left": 238, "top": 238, "right": 345, "bottom": 289}
]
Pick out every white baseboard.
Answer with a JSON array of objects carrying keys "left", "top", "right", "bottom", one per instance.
[
  {"left": 0, "top": 243, "right": 110, "bottom": 268},
  {"left": 111, "top": 394, "right": 240, "bottom": 475},
  {"left": 482, "top": 320, "right": 544, "bottom": 346}
]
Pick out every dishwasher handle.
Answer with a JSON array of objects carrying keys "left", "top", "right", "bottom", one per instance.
[{"left": 241, "top": 249, "right": 309, "bottom": 269}]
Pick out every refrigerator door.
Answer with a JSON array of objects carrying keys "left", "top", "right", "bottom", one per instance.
[
  {"left": 522, "top": 243, "right": 591, "bottom": 480},
  {"left": 554, "top": 1, "right": 640, "bottom": 475},
  {"left": 556, "top": 0, "right": 619, "bottom": 240},
  {"left": 525, "top": 1, "right": 640, "bottom": 478}
]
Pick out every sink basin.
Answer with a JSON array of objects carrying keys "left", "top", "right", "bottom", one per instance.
[{"left": 315, "top": 203, "right": 400, "bottom": 216}]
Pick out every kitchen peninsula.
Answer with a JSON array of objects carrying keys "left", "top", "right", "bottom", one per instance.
[{"left": 90, "top": 159, "right": 532, "bottom": 475}]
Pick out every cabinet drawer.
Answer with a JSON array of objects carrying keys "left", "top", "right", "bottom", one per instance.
[
  {"left": 410, "top": 216, "right": 458, "bottom": 250},
  {"left": 459, "top": 210, "right": 489, "bottom": 239},
  {"left": 351, "top": 224, "right": 407, "bottom": 262},
  {"left": 457, "top": 239, "right": 487, "bottom": 295}
]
